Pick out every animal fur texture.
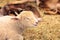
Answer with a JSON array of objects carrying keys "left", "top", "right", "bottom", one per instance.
[{"left": 0, "top": 11, "right": 41, "bottom": 40}]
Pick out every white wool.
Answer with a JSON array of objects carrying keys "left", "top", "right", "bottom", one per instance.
[{"left": 0, "top": 11, "right": 41, "bottom": 40}]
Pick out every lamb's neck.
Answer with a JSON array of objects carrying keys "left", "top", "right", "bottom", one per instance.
[{"left": 13, "top": 22, "right": 27, "bottom": 34}]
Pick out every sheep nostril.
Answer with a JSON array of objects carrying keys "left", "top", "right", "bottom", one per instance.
[
  {"left": 36, "top": 22, "right": 38, "bottom": 24},
  {"left": 38, "top": 20, "right": 40, "bottom": 22},
  {"left": 34, "top": 24, "right": 37, "bottom": 26},
  {"left": 38, "top": 18, "right": 42, "bottom": 22},
  {"left": 33, "top": 22, "right": 38, "bottom": 26},
  {"left": 34, "top": 22, "right": 38, "bottom": 26}
]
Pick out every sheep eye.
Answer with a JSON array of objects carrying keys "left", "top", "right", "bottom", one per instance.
[
  {"left": 25, "top": 17, "right": 31, "bottom": 21},
  {"left": 26, "top": 17, "right": 30, "bottom": 20}
]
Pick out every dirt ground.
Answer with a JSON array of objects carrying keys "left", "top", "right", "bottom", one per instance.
[{"left": 0, "top": 0, "right": 60, "bottom": 40}]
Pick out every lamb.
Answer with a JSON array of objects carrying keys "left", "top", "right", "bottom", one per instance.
[{"left": 0, "top": 11, "right": 41, "bottom": 40}]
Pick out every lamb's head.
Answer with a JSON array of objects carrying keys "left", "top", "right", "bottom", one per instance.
[{"left": 17, "top": 11, "right": 41, "bottom": 27}]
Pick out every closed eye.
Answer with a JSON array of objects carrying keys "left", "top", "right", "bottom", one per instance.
[
  {"left": 25, "top": 17, "right": 31, "bottom": 21},
  {"left": 26, "top": 17, "right": 30, "bottom": 20}
]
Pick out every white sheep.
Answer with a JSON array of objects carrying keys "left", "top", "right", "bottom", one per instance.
[{"left": 0, "top": 11, "right": 41, "bottom": 40}]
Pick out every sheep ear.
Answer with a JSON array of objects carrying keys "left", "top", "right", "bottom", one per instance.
[{"left": 11, "top": 18, "right": 19, "bottom": 20}]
